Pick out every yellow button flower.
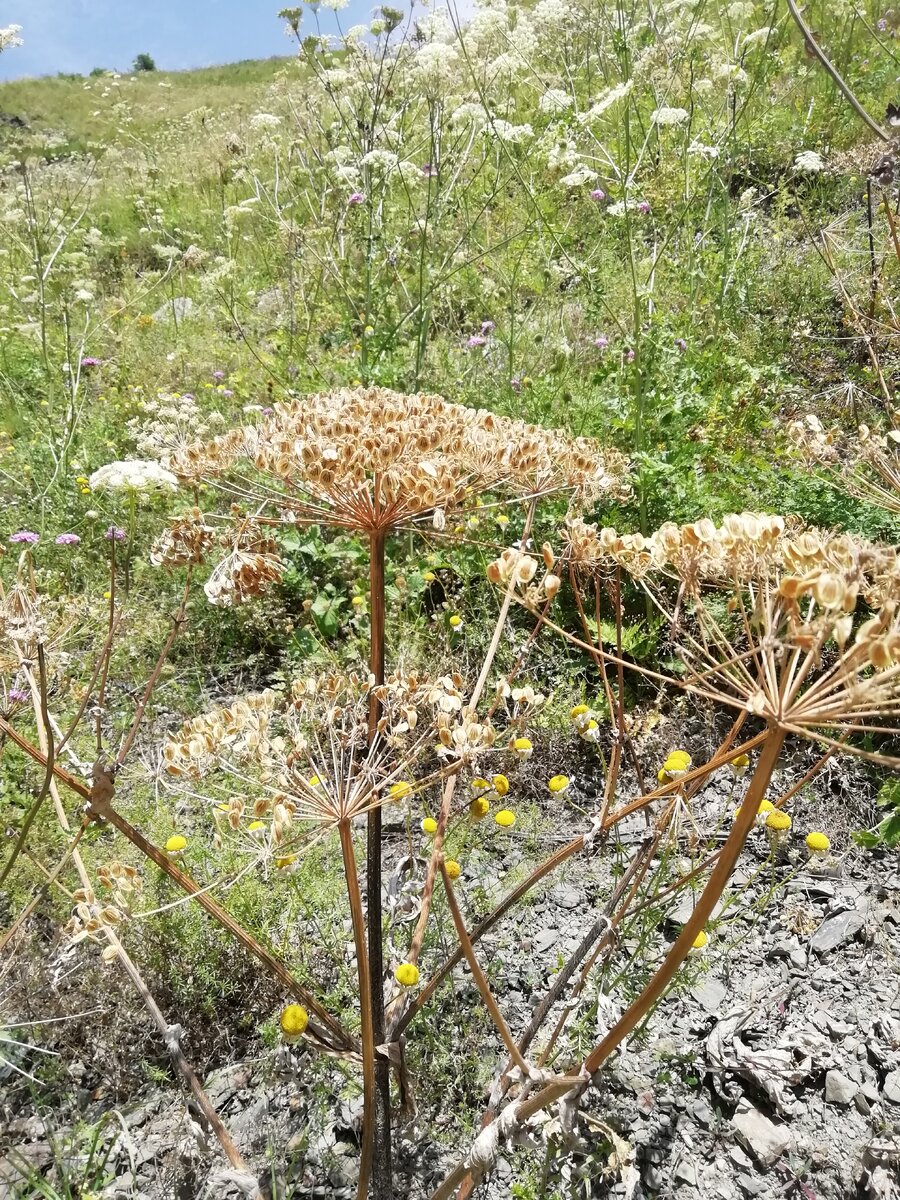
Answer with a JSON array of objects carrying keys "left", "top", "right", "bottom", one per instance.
[
  {"left": 165, "top": 834, "right": 187, "bottom": 854},
  {"left": 469, "top": 796, "right": 490, "bottom": 820},
  {"left": 390, "top": 780, "right": 413, "bottom": 801},
  {"left": 308, "top": 775, "right": 322, "bottom": 787},
  {"left": 444, "top": 859, "right": 462, "bottom": 880},
  {"left": 279, "top": 1004, "right": 309, "bottom": 1041},
  {"left": 492, "top": 773, "right": 509, "bottom": 796},
  {"left": 471, "top": 777, "right": 490, "bottom": 792},
  {"left": 395, "top": 962, "right": 420, "bottom": 987},
  {"left": 766, "top": 810, "right": 790, "bottom": 831},
  {"left": 495, "top": 809, "right": 516, "bottom": 827},
  {"left": 512, "top": 738, "right": 532, "bottom": 760},
  {"left": 449, "top": 614, "right": 463, "bottom": 629},
  {"left": 422, "top": 571, "right": 436, "bottom": 582},
  {"left": 691, "top": 930, "right": 708, "bottom": 950},
  {"left": 548, "top": 775, "right": 570, "bottom": 794},
  {"left": 730, "top": 752, "right": 750, "bottom": 775},
  {"left": 570, "top": 704, "right": 589, "bottom": 719},
  {"left": 805, "top": 831, "right": 830, "bottom": 856},
  {"left": 421, "top": 816, "right": 438, "bottom": 835}
]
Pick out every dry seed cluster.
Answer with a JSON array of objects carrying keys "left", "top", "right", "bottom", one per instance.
[{"left": 167, "top": 386, "right": 631, "bottom": 531}]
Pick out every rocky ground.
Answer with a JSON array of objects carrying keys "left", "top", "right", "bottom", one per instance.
[{"left": 2, "top": 748, "right": 900, "bottom": 1200}]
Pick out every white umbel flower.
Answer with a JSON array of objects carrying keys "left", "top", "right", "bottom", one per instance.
[
  {"left": 794, "top": 150, "right": 825, "bottom": 173},
  {"left": 539, "top": 88, "right": 572, "bottom": 114},
  {"left": 0, "top": 25, "right": 23, "bottom": 52},
  {"left": 89, "top": 460, "right": 179, "bottom": 492},
  {"left": 651, "top": 106, "right": 690, "bottom": 127}
]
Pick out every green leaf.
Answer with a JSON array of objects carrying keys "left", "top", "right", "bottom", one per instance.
[{"left": 310, "top": 592, "right": 344, "bottom": 638}]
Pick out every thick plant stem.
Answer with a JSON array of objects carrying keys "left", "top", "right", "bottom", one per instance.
[
  {"left": 367, "top": 527, "right": 393, "bottom": 1200},
  {"left": 340, "top": 820, "right": 376, "bottom": 1200}
]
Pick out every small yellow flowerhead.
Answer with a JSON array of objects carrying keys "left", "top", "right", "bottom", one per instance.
[
  {"left": 570, "top": 703, "right": 589, "bottom": 719},
  {"left": 691, "top": 930, "right": 708, "bottom": 950},
  {"left": 395, "top": 962, "right": 420, "bottom": 987},
  {"left": 351, "top": 595, "right": 365, "bottom": 608},
  {"left": 165, "top": 834, "right": 187, "bottom": 854},
  {"left": 422, "top": 571, "right": 436, "bottom": 583},
  {"left": 766, "top": 809, "right": 792, "bottom": 848},
  {"left": 444, "top": 859, "right": 462, "bottom": 880},
  {"left": 659, "top": 750, "right": 692, "bottom": 782},
  {"left": 492, "top": 773, "right": 510, "bottom": 796},
  {"left": 247, "top": 820, "right": 265, "bottom": 835},
  {"left": 548, "top": 775, "right": 570, "bottom": 794},
  {"left": 729, "top": 753, "right": 750, "bottom": 776},
  {"left": 512, "top": 737, "right": 532, "bottom": 760},
  {"left": 469, "top": 796, "right": 490, "bottom": 820},
  {"left": 580, "top": 718, "right": 600, "bottom": 743},
  {"left": 471, "top": 777, "right": 490, "bottom": 792},
  {"left": 275, "top": 853, "right": 298, "bottom": 871},
  {"left": 280, "top": 1004, "right": 309, "bottom": 1041},
  {"left": 421, "top": 816, "right": 438, "bottom": 835},
  {"left": 495, "top": 513, "right": 510, "bottom": 528},
  {"left": 805, "top": 831, "right": 830, "bottom": 858},
  {"left": 308, "top": 775, "right": 322, "bottom": 787},
  {"left": 495, "top": 809, "right": 516, "bottom": 828},
  {"left": 448, "top": 614, "right": 462, "bottom": 629},
  {"left": 390, "top": 780, "right": 413, "bottom": 801}
]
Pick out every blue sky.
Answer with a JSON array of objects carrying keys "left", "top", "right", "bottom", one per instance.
[{"left": 0, "top": 0, "right": 382, "bottom": 80}]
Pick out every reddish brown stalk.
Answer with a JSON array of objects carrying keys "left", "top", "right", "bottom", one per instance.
[
  {"left": 439, "top": 861, "right": 529, "bottom": 1073},
  {"left": 0, "top": 713, "right": 352, "bottom": 1051},
  {"left": 100, "top": 804, "right": 352, "bottom": 1052},
  {"left": 366, "top": 524, "right": 393, "bottom": 1200},
  {"left": 432, "top": 729, "right": 788, "bottom": 1200},
  {"left": 340, "top": 820, "right": 376, "bottom": 1200}
]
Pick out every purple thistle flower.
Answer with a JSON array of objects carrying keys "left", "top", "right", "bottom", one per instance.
[
  {"left": 10, "top": 530, "right": 39, "bottom": 544},
  {"left": 674, "top": 337, "right": 688, "bottom": 353},
  {"left": 55, "top": 532, "right": 81, "bottom": 545},
  {"left": 481, "top": 320, "right": 495, "bottom": 334},
  {"left": 624, "top": 348, "right": 636, "bottom": 363},
  {"left": 104, "top": 526, "right": 127, "bottom": 541},
  {"left": 421, "top": 162, "right": 437, "bottom": 177},
  {"left": 222, "top": 389, "right": 234, "bottom": 397},
  {"left": 594, "top": 335, "right": 609, "bottom": 350},
  {"left": 466, "top": 334, "right": 487, "bottom": 349},
  {"left": 637, "top": 200, "right": 651, "bottom": 215},
  {"left": 877, "top": 17, "right": 887, "bottom": 30},
  {"left": 348, "top": 192, "right": 366, "bottom": 206},
  {"left": 590, "top": 188, "right": 606, "bottom": 201},
  {"left": 262, "top": 406, "right": 274, "bottom": 415},
  {"left": 510, "top": 377, "right": 522, "bottom": 393},
  {"left": 80, "top": 356, "right": 102, "bottom": 369},
  {"left": 212, "top": 370, "right": 226, "bottom": 380},
  {"left": 9, "top": 688, "right": 29, "bottom": 703}
]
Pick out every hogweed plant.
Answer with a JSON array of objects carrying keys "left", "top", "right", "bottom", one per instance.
[{"left": 4, "top": 383, "right": 900, "bottom": 1198}]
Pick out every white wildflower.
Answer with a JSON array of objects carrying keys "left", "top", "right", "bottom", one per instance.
[
  {"left": 0, "top": 25, "right": 23, "bottom": 52},
  {"left": 694, "top": 78, "right": 714, "bottom": 94},
  {"left": 742, "top": 27, "right": 772, "bottom": 48},
  {"left": 488, "top": 119, "right": 534, "bottom": 144},
  {"left": 688, "top": 140, "right": 720, "bottom": 160},
  {"left": 580, "top": 80, "right": 633, "bottom": 123},
  {"left": 539, "top": 88, "right": 572, "bottom": 114},
  {"left": 361, "top": 148, "right": 400, "bottom": 174},
  {"left": 89, "top": 460, "right": 179, "bottom": 493},
  {"left": 560, "top": 164, "right": 598, "bottom": 187},
  {"left": 794, "top": 150, "right": 825, "bottom": 173},
  {"left": 249, "top": 113, "right": 282, "bottom": 130},
  {"left": 651, "top": 106, "right": 690, "bottom": 127}
]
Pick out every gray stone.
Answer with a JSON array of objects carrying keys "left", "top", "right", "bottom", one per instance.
[
  {"left": 809, "top": 909, "right": 865, "bottom": 954},
  {"left": 854, "top": 1092, "right": 871, "bottom": 1116},
  {"left": 884, "top": 1069, "right": 900, "bottom": 1105},
  {"left": 675, "top": 1159, "right": 699, "bottom": 1186},
  {"left": 690, "top": 1098, "right": 715, "bottom": 1129},
  {"left": 691, "top": 977, "right": 727, "bottom": 1014},
  {"left": 644, "top": 1165, "right": 666, "bottom": 1190},
  {"left": 736, "top": 1176, "right": 766, "bottom": 1198},
  {"left": 731, "top": 1100, "right": 793, "bottom": 1166},
  {"left": 789, "top": 948, "right": 808, "bottom": 970},
  {"left": 824, "top": 1070, "right": 856, "bottom": 1105}
]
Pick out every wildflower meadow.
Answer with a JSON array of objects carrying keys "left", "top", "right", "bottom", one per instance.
[{"left": 1, "top": 3, "right": 900, "bottom": 1199}]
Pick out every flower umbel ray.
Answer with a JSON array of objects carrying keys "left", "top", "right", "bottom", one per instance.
[
  {"left": 168, "top": 386, "right": 630, "bottom": 545},
  {"left": 516, "top": 513, "right": 900, "bottom": 765}
]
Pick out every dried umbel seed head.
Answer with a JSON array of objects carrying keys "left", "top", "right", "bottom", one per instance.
[
  {"left": 168, "top": 387, "right": 630, "bottom": 539},
  {"left": 203, "top": 522, "right": 285, "bottom": 607},
  {"left": 151, "top": 508, "right": 216, "bottom": 569}
]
